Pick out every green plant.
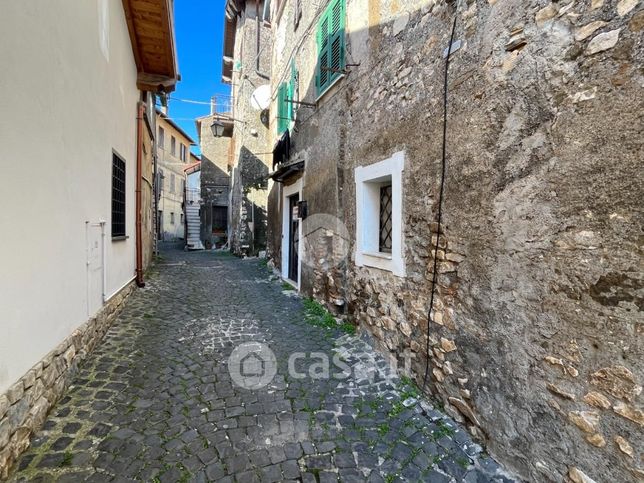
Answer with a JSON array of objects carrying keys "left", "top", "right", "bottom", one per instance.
[
  {"left": 399, "top": 376, "right": 419, "bottom": 400},
  {"left": 302, "top": 298, "right": 355, "bottom": 334},
  {"left": 60, "top": 451, "right": 73, "bottom": 467},
  {"left": 431, "top": 420, "right": 455, "bottom": 440},
  {"left": 389, "top": 401, "right": 405, "bottom": 417}
]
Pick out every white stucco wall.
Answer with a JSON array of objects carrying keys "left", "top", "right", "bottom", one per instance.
[{"left": 0, "top": 0, "right": 140, "bottom": 393}]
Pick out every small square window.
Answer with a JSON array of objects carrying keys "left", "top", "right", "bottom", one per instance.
[{"left": 354, "top": 151, "right": 405, "bottom": 276}]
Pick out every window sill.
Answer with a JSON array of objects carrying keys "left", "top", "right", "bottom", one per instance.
[
  {"left": 361, "top": 251, "right": 392, "bottom": 260},
  {"left": 316, "top": 74, "right": 345, "bottom": 103},
  {"left": 112, "top": 235, "right": 129, "bottom": 242}
]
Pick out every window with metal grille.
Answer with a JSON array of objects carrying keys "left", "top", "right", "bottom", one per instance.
[
  {"left": 354, "top": 151, "right": 405, "bottom": 276},
  {"left": 111, "top": 153, "right": 126, "bottom": 238},
  {"left": 316, "top": 0, "right": 345, "bottom": 96},
  {"left": 379, "top": 184, "right": 393, "bottom": 253}
]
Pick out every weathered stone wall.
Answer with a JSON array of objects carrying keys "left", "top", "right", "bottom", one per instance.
[
  {"left": 142, "top": 110, "right": 155, "bottom": 269},
  {"left": 267, "top": 0, "right": 643, "bottom": 481},
  {"left": 0, "top": 282, "right": 135, "bottom": 479},
  {"left": 228, "top": 9, "right": 273, "bottom": 256},
  {"left": 199, "top": 115, "right": 231, "bottom": 248}
]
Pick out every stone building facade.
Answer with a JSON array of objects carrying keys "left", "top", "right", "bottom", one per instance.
[
  {"left": 155, "top": 110, "right": 196, "bottom": 241},
  {"left": 222, "top": 0, "right": 273, "bottom": 256},
  {"left": 196, "top": 114, "right": 232, "bottom": 248},
  {"left": 263, "top": 0, "right": 643, "bottom": 481}
]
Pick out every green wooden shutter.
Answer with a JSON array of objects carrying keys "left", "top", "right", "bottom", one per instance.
[
  {"left": 277, "top": 82, "right": 287, "bottom": 134},
  {"left": 316, "top": 0, "right": 345, "bottom": 96},
  {"left": 317, "top": 14, "right": 330, "bottom": 93},
  {"left": 328, "top": 0, "right": 345, "bottom": 84}
]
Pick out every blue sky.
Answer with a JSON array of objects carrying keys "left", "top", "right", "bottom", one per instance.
[{"left": 168, "top": 0, "right": 230, "bottom": 153}]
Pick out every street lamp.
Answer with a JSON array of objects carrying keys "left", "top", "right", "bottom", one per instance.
[{"left": 210, "top": 119, "right": 225, "bottom": 138}]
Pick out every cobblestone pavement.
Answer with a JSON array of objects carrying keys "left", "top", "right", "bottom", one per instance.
[{"left": 10, "top": 249, "right": 515, "bottom": 482}]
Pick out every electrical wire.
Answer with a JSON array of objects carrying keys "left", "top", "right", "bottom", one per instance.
[
  {"left": 422, "top": 9, "right": 459, "bottom": 390},
  {"left": 167, "top": 96, "right": 214, "bottom": 106}
]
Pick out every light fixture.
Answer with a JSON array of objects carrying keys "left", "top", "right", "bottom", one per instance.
[{"left": 210, "top": 119, "right": 225, "bottom": 138}]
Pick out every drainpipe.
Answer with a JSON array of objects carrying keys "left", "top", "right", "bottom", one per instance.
[
  {"left": 135, "top": 101, "right": 146, "bottom": 287},
  {"left": 100, "top": 220, "right": 107, "bottom": 302}
]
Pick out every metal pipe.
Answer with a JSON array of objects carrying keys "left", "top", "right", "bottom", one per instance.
[
  {"left": 153, "top": 100, "right": 160, "bottom": 255},
  {"left": 105, "top": 275, "right": 136, "bottom": 302},
  {"left": 100, "top": 220, "right": 107, "bottom": 302},
  {"left": 135, "top": 102, "right": 146, "bottom": 287}
]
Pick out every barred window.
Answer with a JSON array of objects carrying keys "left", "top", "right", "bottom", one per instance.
[
  {"left": 111, "top": 153, "right": 126, "bottom": 238},
  {"left": 379, "top": 184, "right": 393, "bottom": 253},
  {"left": 354, "top": 151, "right": 405, "bottom": 276}
]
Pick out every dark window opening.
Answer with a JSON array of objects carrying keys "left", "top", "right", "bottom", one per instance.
[
  {"left": 158, "top": 126, "right": 165, "bottom": 149},
  {"left": 294, "top": 0, "right": 302, "bottom": 29},
  {"left": 379, "top": 184, "right": 392, "bottom": 253},
  {"left": 111, "top": 153, "right": 126, "bottom": 238}
]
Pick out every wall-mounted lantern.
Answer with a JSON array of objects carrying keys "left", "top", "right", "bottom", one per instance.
[{"left": 210, "top": 119, "right": 225, "bottom": 138}]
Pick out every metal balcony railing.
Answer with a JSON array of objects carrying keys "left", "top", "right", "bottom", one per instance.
[
  {"left": 185, "top": 188, "right": 201, "bottom": 204},
  {"left": 211, "top": 94, "right": 233, "bottom": 118}
]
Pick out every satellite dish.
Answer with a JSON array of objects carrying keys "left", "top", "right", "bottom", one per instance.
[{"left": 250, "top": 85, "right": 271, "bottom": 111}]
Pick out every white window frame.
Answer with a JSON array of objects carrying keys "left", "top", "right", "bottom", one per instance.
[{"left": 354, "top": 151, "right": 405, "bottom": 277}]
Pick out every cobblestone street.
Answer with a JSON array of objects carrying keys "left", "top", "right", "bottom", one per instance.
[{"left": 10, "top": 248, "right": 513, "bottom": 482}]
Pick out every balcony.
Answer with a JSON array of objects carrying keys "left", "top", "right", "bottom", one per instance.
[
  {"left": 211, "top": 94, "right": 234, "bottom": 119},
  {"left": 185, "top": 188, "right": 202, "bottom": 205}
]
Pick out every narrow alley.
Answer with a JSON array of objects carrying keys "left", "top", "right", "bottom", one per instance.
[
  {"left": 9, "top": 249, "right": 512, "bottom": 483},
  {"left": 2, "top": 1, "right": 642, "bottom": 480}
]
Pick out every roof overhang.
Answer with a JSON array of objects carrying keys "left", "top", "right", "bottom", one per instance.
[
  {"left": 185, "top": 161, "right": 201, "bottom": 174},
  {"left": 270, "top": 160, "right": 304, "bottom": 183},
  {"left": 122, "top": 0, "right": 179, "bottom": 92},
  {"left": 221, "top": 2, "right": 241, "bottom": 84}
]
